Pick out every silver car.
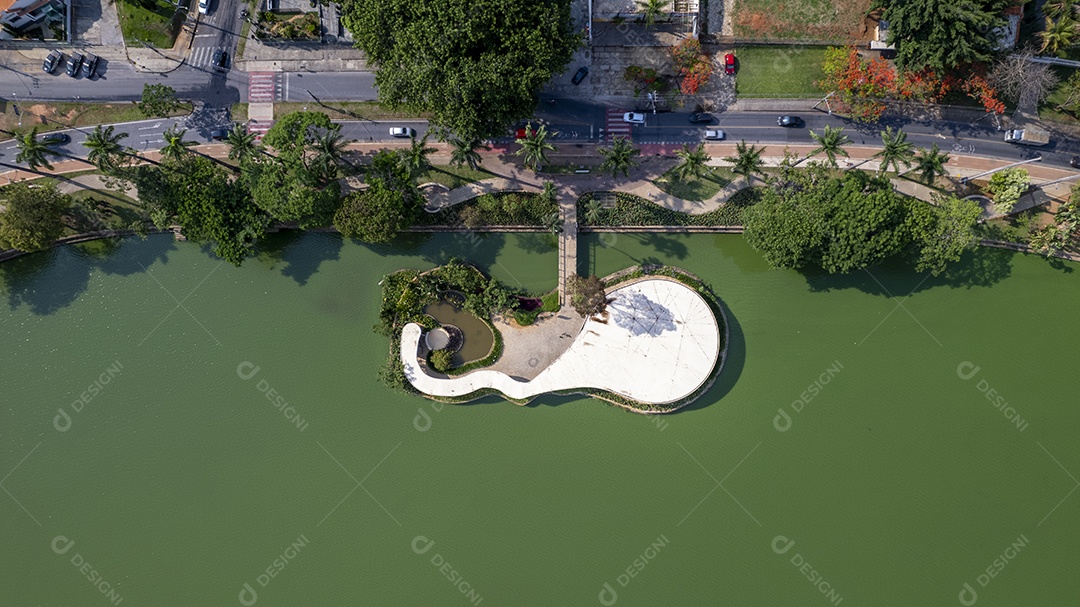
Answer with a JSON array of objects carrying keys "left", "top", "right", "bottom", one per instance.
[
  {"left": 704, "top": 129, "right": 725, "bottom": 140},
  {"left": 389, "top": 127, "right": 416, "bottom": 138}
]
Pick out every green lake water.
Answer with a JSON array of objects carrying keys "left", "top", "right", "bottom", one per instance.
[{"left": 2, "top": 231, "right": 1078, "bottom": 606}]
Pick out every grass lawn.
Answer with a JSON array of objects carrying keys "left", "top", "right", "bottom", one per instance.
[
  {"left": 1039, "top": 66, "right": 1078, "bottom": 126},
  {"left": 732, "top": 0, "right": 872, "bottom": 39},
  {"left": 653, "top": 167, "right": 735, "bottom": 202},
  {"left": 415, "top": 165, "right": 494, "bottom": 189},
  {"left": 0, "top": 101, "right": 192, "bottom": 141},
  {"left": 231, "top": 102, "right": 429, "bottom": 123},
  {"left": 115, "top": 0, "right": 182, "bottom": 48},
  {"left": 734, "top": 46, "right": 827, "bottom": 98}
]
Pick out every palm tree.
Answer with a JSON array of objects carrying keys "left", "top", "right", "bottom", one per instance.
[
  {"left": 310, "top": 128, "right": 348, "bottom": 175},
  {"left": 584, "top": 198, "right": 604, "bottom": 225},
  {"left": 226, "top": 123, "right": 260, "bottom": 163},
  {"left": 904, "top": 144, "right": 950, "bottom": 185},
  {"left": 544, "top": 210, "right": 563, "bottom": 235},
  {"left": 83, "top": 125, "right": 129, "bottom": 174},
  {"left": 159, "top": 125, "right": 192, "bottom": 163},
  {"left": 598, "top": 136, "right": 641, "bottom": 178},
  {"left": 1040, "top": 15, "right": 1078, "bottom": 55},
  {"left": 540, "top": 181, "right": 558, "bottom": 206},
  {"left": 872, "top": 126, "right": 915, "bottom": 175},
  {"left": 402, "top": 133, "right": 436, "bottom": 178},
  {"left": 798, "top": 125, "right": 851, "bottom": 168},
  {"left": 636, "top": 0, "right": 672, "bottom": 27},
  {"left": 674, "top": 143, "right": 710, "bottom": 180},
  {"left": 515, "top": 123, "right": 556, "bottom": 171},
  {"left": 1043, "top": 0, "right": 1075, "bottom": 20},
  {"left": 723, "top": 140, "right": 765, "bottom": 180},
  {"left": 449, "top": 138, "right": 489, "bottom": 171},
  {"left": 14, "top": 128, "right": 54, "bottom": 171}
]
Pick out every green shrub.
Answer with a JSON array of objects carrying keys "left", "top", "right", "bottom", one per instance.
[
  {"left": 429, "top": 348, "right": 453, "bottom": 372},
  {"left": 514, "top": 309, "right": 539, "bottom": 325},
  {"left": 540, "top": 290, "right": 560, "bottom": 313},
  {"left": 578, "top": 189, "right": 763, "bottom": 227},
  {"left": 987, "top": 168, "right": 1030, "bottom": 215}
]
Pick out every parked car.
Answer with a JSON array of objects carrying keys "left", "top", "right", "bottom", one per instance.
[
  {"left": 623, "top": 112, "right": 646, "bottom": 125},
  {"left": 389, "top": 126, "right": 416, "bottom": 138},
  {"left": 43, "top": 50, "right": 64, "bottom": 74},
  {"left": 515, "top": 126, "right": 537, "bottom": 139},
  {"left": 689, "top": 112, "right": 714, "bottom": 124},
  {"left": 210, "top": 129, "right": 229, "bottom": 141},
  {"left": 777, "top": 115, "right": 803, "bottom": 127},
  {"left": 80, "top": 53, "right": 99, "bottom": 79},
  {"left": 571, "top": 66, "right": 589, "bottom": 85},
  {"left": 704, "top": 129, "right": 725, "bottom": 140},
  {"left": 66, "top": 52, "right": 84, "bottom": 77},
  {"left": 42, "top": 133, "right": 70, "bottom": 145},
  {"left": 1071, "top": 156, "right": 1080, "bottom": 169},
  {"left": 724, "top": 53, "right": 735, "bottom": 75},
  {"left": 212, "top": 49, "right": 228, "bottom": 70},
  {"left": 198, "top": 0, "right": 210, "bottom": 14}
]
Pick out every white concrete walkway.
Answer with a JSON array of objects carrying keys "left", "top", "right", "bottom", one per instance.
[{"left": 401, "top": 278, "right": 721, "bottom": 405}]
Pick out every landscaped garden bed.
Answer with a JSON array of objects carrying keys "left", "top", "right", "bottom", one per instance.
[
  {"left": 414, "top": 192, "right": 556, "bottom": 228},
  {"left": 578, "top": 189, "right": 764, "bottom": 228},
  {"left": 254, "top": 11, "right": 320, "bottom": 40}
]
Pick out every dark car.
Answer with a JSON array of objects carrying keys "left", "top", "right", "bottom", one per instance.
[
  {"left": 66, "top": 52, "right": 84, "bottom": 77},
  {"left": 212, "top": 49, "right": 228, "bottom": 70},
  {"left": 778, "top": 115, "right": 803, "bottom": 127},
  {"left": 42, "top": 133, "right": 70, "bottom": 145},
  {"left": 689, "top": 112, "right": 714, "bottom": 124},
  {"left": 210, "top": 129, "right": 229, "bottom": 141},
  {"left": 1071, "top": 156, "right": 1080, "bottom": 169},
  {"left": 81, "top": 53, "right": 99, "bottom": 79},
  {"left": 43, "top": 50, "right": 63, "bottom": 74},
  {"left": 724, "top": 52, "right": 735, "bottom": 75},
  {"left": 571, "top": 66, "right": 589, "bottom": 85}
]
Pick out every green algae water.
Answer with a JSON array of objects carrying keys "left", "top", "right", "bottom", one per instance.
[{"left": 2, "top": 231, "right": 1079, "bottom": 606}]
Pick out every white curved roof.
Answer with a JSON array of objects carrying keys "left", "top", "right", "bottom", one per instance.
[{"left": 400, "top": 278, "right": 721, "bottom": 405}]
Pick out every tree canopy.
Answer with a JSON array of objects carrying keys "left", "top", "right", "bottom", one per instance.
[
  {"left": 0, "top": 182, "right": 70, "bottom": 252},
  {"left": 880, "top": 0, "right": 1008, "bottom": 72},
  {"left": 340, "top": 0, "right": 580, "bottom": 140}
]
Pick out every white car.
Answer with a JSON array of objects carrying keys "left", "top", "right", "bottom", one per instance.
[
  {"left": 198, "top": 0, "right": 209, "bottom": 14},
  {"left": 704, "top": 129, "right": 725, "bottom": 140},
  {"left": 623, "top": 112, "right": 646, "bottom": 125},
  {"left": 389, "top": 126, "right": 416, "bottom": 138}
]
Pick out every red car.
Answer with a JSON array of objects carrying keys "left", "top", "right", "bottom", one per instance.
[
  {"left": 515, "top": 127, "right": 537, "bottom": 139},
  {"left": 724, "top": 53, "right": 736, "bottom": 75}
]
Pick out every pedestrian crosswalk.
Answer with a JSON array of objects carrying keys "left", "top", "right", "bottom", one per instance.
[
  {"left": 605, "top": 108, "right": 633, "bottom": 142},
  {"left": 247, "top": 72, "right": 281, "bottom": 103},
  {"left": 247, "top": 121, "right": 272, "bottom": 140},
  {"left": 188, "top": 46, "right": 219, "bottom": 70}
]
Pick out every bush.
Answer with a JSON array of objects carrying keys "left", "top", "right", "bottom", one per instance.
[
  {"left": 987, "top": 168, "right": 1030, "bottom": 215},
  {"left": 414, "top": 192, "right": 555, "bottom": 227},
  {"left": 429, "top": 348, "right": 453, "bottom": 372},
  {"left": 578, "top": 189, "right": 763, "bottom": 227}
]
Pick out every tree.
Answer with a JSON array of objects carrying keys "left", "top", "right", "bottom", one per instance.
[
  {"left": 14, "top": 128, "right": 54, "bottom": 171},
  {"left": 333, "top": 179, "right": 415, "bottom": 243},
  {"left": 636, "top": 0, "right": 671, "bottom": 26},
  {"left": 907, "top": 144, "right": 950, "bottom": 185},
  {"left": 138, "top": 84, "right": 182, "bottom": 118},
  {"left": 311, "top": 129, "right": 349, "bottom": 175},
  {"left": 83, "top": 125, "right": 129, "bottom": 174},
  {"left": 987, "top": 167, "right": 1030, "bottom": 214},
  {"left": 160, "top": 125, "right": 193, "bottom": 163},
  {"left": 569, "top": 274, "right": 607, "bottom": 316},
  {"left": 907, "top": 195, "right": 982, "bottom": 275},
  {"left": 401, "top": 134, "right": 435, "bottom": 178},
  {"left": 584, "top": 198, "right": 604, "bottom": 225},
  {"left": 675, "top": 143, "right": 710, "bottom": 180},
  {"left": 1043, "top": 0, "right": 1076, "bottom": 19},
  {"left": 540, "top": 181, "right": 558, "bottom": 207},
  {"left": 881, "top": 0, "right": 1008, "bottom": 72},
  {"left": 724, "top": 140, "right": 765, "bottom": 180},
  {"left": 801, "top": 125, "right": 851, "bottom": 168},
  {"left": 226, "top": 123, "right": 260, "bottom": 163},
  {"left": 598, "top": 136, "right": 640, "bottom": 178},
  {"left": 1055, "top": 70, "right": 1080, "bottom": 114},
  {"left": 340, "top": 0, "right": 579, "bottom": 141},
  {"left": 989, "top": 51, "right": 1060, "bottom": 111},
  {"left": 429, "top": 348, "right": 454, "bottom": 372},
  {"left": 449, "top": 138, "right": 489, "bottom": 170},
  {"left": 515, "top": 123, "right": 556, "bottom": 171},
  {"left": 1040, "top": 15, "right": 1078, "bottom": 55},
  {"left": 544, "top": 210, "right": 563, "bottom": 235},
  {"left": 0, "top": 182, "right": 69, "bottom": 252},
  {"left": 874, "top": 126, "right": 915, "bottom": 175}
]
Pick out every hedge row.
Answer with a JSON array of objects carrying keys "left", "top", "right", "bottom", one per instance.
[{"left": 578, "top": 189, "right": 764, "bottom": 228}]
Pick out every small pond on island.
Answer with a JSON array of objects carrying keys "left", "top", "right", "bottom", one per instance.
[{"left": 423, "top": 300, "right": 495, "bottom": 366}]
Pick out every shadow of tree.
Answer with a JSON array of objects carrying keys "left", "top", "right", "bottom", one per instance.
[
  {"left": 802, "top": 248, "right": 1015, "bottom": 296},
  {"left": 607, "top": 289, "right": 677, "bottom": 336},
  {"left": 256, "top": 230, "right": 343, "bottom": 286}
]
